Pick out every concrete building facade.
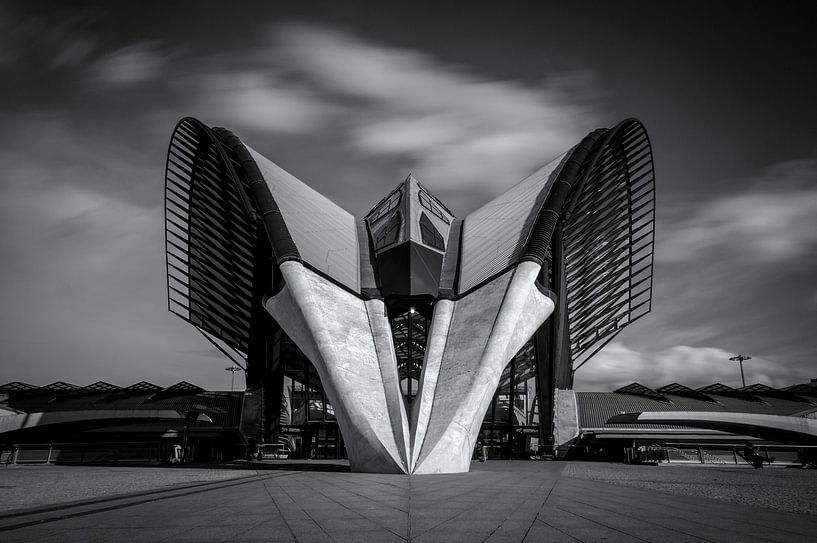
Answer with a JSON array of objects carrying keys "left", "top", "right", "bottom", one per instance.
[{"left": 163, "top": 117, "right": 655, "bottom": 473}]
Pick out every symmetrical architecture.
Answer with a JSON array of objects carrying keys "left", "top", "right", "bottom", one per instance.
[{"left": 163, "top": 117, "right": 655, "bottom": 473}]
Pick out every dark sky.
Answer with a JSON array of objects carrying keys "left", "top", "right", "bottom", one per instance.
[{"left": 1, "top": 1, "right": 815, "bottom": 391}]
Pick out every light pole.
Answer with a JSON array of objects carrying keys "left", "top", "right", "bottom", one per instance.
[
  {"left": 225, "top": 365, "right": 241, "bottom": 391},
  {"left": 729, "top": 354, "right": 752, "bottom": 388},
  {"left": 180, "top": 410, "right": 213, "bottom": 463}
]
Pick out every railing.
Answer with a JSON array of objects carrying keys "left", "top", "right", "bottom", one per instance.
[
  {"left": 640, "top": 444, "right": 817, "bottom": 466},
  {"left": 258, "top": 442, "right": 291, "bottom": 460},
  {"left": 2, "top": 443, "right": 161, "bottom": 465}
]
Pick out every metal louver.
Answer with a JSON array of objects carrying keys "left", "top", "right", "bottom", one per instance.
[{"left": 164, "top": 118, "right": 259, "bottom": 358}]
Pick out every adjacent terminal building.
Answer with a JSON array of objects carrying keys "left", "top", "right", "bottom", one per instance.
[{"left": 162, "top": 117, "right": 655, "bottom": 473}]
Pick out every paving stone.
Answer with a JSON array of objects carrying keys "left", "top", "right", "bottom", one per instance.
[{"left": 2, "top": 462, "right": 816, "bottom": 542}]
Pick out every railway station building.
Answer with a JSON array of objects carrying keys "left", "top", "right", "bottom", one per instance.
[{"left": 161, "top": 116, "right": 656, "bottom": 473}]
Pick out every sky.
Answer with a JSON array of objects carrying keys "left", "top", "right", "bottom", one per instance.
[{"left": 1, "top": 1, "right": 816, "bottom": 392}]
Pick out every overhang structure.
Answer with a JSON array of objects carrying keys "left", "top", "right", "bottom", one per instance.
[{"left": 164, "top": 117, "right": 655, "bottom": 473}]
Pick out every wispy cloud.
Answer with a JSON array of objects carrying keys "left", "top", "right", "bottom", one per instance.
[
  {"left": 588, "top": 158, "right": 817, "bottom": 391},
  {"left": 193, "top": 71, "right": 336, "bottom": 134},
  {"left": 2, "top": 12, "right": 812, "bottom": 393},
  {"left": 658, "top": 159, "right": 817, "bottom": 263},
  {"left": 268, "top": 25, "right": 607, "bottom": 196},
  {"left": 89, "top": 42, "right": 168, "bottom": 85},
  {"left": 0, "top": 7, "right": 101, "bottom": 74},
  {"left": 573, "top": 342, "right": 805, "bottom": 391}
]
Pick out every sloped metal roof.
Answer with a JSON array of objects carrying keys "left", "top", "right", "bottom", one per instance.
[
  {"left": 458, "top": 153, "right": 568, "bottom": 292},
  {"left": 0, "top": 382, "right": 37, "bottom": 392},
  {"left": 125, "top": 381, "right": 163, "bottom": 392},
  {"left": 742, "top": 383, "right": 813, "bottom": 403},
  {"left": 2, "top": 384, "right": 244, "bottom": 428},
  {"left": 656, "top": 383, "right": 717, "bottom": 403},
  {"left": 81, "top": 382, "right": 122, "bottom": 392},
  {"left": 42, "top": 382, "right": 80, "bottom": 392},
  {"left": 614, "top": 382, "right": 669, "bottom": 403},
  {"left": 698, "top": 383, "right": 765, "bottom": 403},
  {"left": 783, "top": 382, "right": 817, "bottom": 397},
  {"left": 576, "top": 390, "right": 811, "bottom": 430},
  {"left": 248, "top": 146, "right": 360, "bottom": 292}
]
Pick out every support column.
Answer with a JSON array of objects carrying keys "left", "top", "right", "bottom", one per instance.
[
  {"left": 265, "top": 328, "right": 285, "bottom": 443},
  {"left": 534, "top": 257, "right": 555, "bottom": 449},
  {"left": 533, "top": 222, "right": 572, "bottom": 450},
  {"left": 507, "top": 355, "right": 516, "bottom": 459},
  {"left": 246, "top": 234, "right": 282, "bottom": 444},
  {"left": 533, "top": 323, "right": 553, "bottom": 449},
  {"left": 550, "top": 224, "right": 573, "bottom": 389}
]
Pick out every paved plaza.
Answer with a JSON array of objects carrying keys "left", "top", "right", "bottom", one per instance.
[{"left": 1, "top": 461, "right": 816, "bottom": 542}]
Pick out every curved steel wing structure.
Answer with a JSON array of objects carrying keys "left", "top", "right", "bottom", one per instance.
[
  {"left": 164, "top": 117, "right": 655, "bottom": 473},
  {"left": 164, "top": 118, "right": 261, "bottom": 359}
]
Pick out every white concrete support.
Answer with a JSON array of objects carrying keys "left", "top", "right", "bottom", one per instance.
[
  {"left": 408, "top": 299, "right": 454, "bottom": 471},
  {"left": 411, "top": 262, "right": 554, "bottom": 473},
  {"left": 264, "top": 260, "right": 554, "bottom": 474},
  {"left": 553, "top": 389, "right": 580, "bottom": 459},
  {"left": 265, "top": 262, "right": 410, "bottom": 473}
]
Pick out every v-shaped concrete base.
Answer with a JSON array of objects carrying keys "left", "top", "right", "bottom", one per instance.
[{"left": 265, "top": 261, "right": 554, "bottom": 473}]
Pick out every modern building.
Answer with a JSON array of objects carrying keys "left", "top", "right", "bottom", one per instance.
[
  {"left": 3, "top": 378, "right": 815, "bottom": 467},
  {"left": 553, "top": 380, "right": 817, "bottom": 463},
  {"left": 0, "top": 381, "right": 245, "bottom": 464},
  {"left": 163, "top": 117, "right": 656, "bottom": 473}
]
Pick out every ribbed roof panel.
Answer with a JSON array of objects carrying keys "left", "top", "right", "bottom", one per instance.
[
  {"left": 4, "top": 391, "right": 243, "bottom": 427},
  {"left": 459, "top": 153, "right": 568, "bottom": 292},
  {"left": 248, "top": 147, "right": 360, "bottom": 292},
  {"left": 576, "top": 392, "right": 810, "bottom": 430}
]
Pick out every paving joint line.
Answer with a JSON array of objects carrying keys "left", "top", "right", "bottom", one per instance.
[
  {"left": 552, "top": 504, "right": 655, "bottom": 543},
  {"left": 0, "top": 471, "right": 270, "bottom": 521},
  {"left": 259, "top": 477, "right": 299, "bottom": 542},
  {"left": 482, "top": 475, "right": 556, "bottom": 543},
  {"left": 313, "top": 485, "right": 407, "bottom": 541},
  {"left": 532, "top": 519, "right": 583, "bottom": 543},
  {"left": 561, "top": 476, "right": 817, "bottom": 538},
  {"left": 552, "top": 493, "right": 714, "bottom": 543},
  {"left": 520, "top": 477, "right": 559, "bottom": 542},
  {"left": 0, "top": 471, "right": 295, "bottom": 533},
  {"left": 269, "top": 475, "right": 337, "bottom": 543}
]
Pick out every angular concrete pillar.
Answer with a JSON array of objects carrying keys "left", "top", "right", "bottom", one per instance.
[
  {"left": 265, "top": 261, "right": 410, "bottom": 473},
  {"left": 411, "top": 262, "right": 554, "bottom": 473},
  {"left": 265, "top": 261, "right": 553, "bottom": 474}
]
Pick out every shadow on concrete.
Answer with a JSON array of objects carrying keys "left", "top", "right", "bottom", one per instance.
[{"left": 48, "top": 459, "right": 352, "bottom": 472}]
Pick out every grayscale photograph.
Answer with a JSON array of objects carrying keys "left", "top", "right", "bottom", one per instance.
[{"left": 1, "top": 1, "right": 816, "bottom": 541}]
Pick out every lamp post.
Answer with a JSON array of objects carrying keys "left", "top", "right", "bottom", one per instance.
[
  {"left": 180, "top": 410, "right": 213, "bottom": 463},
  {"left": 225, "top": 365, "right": 241, "bottom": 391},
  {"left": 729, "top": 354, "right": 752, "bottom": 388}
]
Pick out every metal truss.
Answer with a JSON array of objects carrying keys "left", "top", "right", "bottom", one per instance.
[
  {"left": 390, "top": 309, "right": 429, "bottom": 401},
  {"left": 564, "top": 119, "right": 655, "bottom": 371},
  {"left": 164, "top": 118, "right": 259, "bottom": 363}
]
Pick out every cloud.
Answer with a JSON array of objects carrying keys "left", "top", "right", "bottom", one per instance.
[
  {"left": 658, "top": 159, "right": 817, "bottom": 263},
  {"left": 192, "top": 72, "right": 336, "bottom": 134},
  {"left": 0, "top": 110, "right": 224, "bottom": 386},
  {"left": 0, "top": 6, "right": 100, "bottom": 72},
  {"left": 573, "top": 342, "right": 807, "bottom": 392},
  {"left": 0, "top": 112, "right": 159, "bottom": 207},
  {"left": 607, "top": 160, "right": 817, "bottom": 390},
  {"left": 263, "top": 24, "right": 608, "bottom": 198},
  {"left": 89, "top": 42, "right": 167, "bottom": 85}
]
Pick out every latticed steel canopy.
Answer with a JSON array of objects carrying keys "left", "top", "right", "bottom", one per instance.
[
  {"left": 563, "top": 120, "right": 654, "bottom": 370},
  {"left": 165, "top": 118, "right": 259, "bottom": 360}
]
